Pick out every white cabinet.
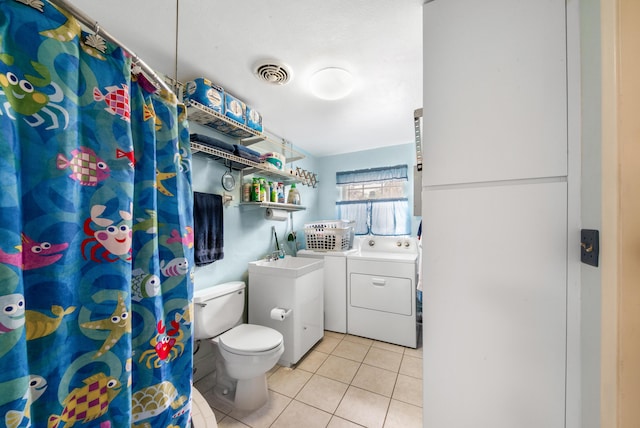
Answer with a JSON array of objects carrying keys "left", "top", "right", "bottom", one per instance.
[
  {"left": 247, "top": 260, "right": 324, "bottom": 366},
  {"left": 422, "top": 0, "right": 567, "bottom": 185}
]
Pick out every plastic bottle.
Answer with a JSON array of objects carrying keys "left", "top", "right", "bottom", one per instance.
[
  {"left": 243, "top": 182, "right": 251, "bottom": 202},
  {"left": 277, "top": 183, "right": 285, "bottom": 203},
  {"left": 259, "top": 180, "right": 266, "bottom": 202},
  {"left": 269, "top": 182, "right": 277, "bottom": 202},
  {"left": 287, "top": 183, "right": 301, "bottom": 205},
  {"left": 252, "top": 178, "right": 260, "bottom": 202}
]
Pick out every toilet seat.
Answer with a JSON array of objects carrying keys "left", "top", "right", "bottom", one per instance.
[{"left": 218, "top": 324, "right": 283, "bottom": 356}]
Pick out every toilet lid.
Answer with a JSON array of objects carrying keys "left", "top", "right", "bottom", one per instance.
[{"left": 218, "top": 324, "right": 283, "bottom": 353}]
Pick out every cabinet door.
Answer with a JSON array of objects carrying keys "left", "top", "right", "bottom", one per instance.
[
  {"left": 422, "top": 0, "right": 567, "bottom": 185},
  {"left": 422, "top": 181, "right": 567, "bottom": 428}
]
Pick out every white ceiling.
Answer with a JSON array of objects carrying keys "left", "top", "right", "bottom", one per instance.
[{"left": 71, "top": 0, "right": 423, "bottom": 157}]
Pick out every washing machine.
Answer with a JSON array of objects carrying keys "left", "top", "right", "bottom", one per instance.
[
  {"left": 298, "top": 248, "right": 356, "bottom": 333},
  {"left": 346, "top": 236, "right": 418, "bottom": 348}
]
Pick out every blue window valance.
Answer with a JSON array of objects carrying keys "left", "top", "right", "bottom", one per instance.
[{"left": 336, "top": 164, "right": 408, "bottom": 185}]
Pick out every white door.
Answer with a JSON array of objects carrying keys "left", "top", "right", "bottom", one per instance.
[
  {"left": 422, "top": 0, "right": 570, "bottom": 426},
  {"left": 422, "top": 182, "right": 567, "bottom": 427}
]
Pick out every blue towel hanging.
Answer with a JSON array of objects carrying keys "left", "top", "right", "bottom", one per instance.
[{"left": 194, "top": 192, "right": 224, "bottom": 266}]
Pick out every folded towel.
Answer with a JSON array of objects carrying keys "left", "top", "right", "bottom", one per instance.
[
  {"left": 193, "top": 192, "right": 224, "bottom": 266},
  {"left": 233, "top": 144, "right": 261, "bottom": 163},
  {"left": 190, "top": 133, "right": 235, "bottom": 154}
]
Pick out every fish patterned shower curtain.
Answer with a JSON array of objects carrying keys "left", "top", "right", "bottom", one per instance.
[{"left": 0, "top": 1, "right": 194, "bottom": 427}]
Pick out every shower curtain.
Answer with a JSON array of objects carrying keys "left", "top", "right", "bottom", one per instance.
[{"left": 0, "top": 1, "right": 194, "bottom": 427}]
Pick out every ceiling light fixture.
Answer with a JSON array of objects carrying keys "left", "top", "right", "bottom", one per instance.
[{"left": 309, "top": 67, "right": 354, "bottom": 100}]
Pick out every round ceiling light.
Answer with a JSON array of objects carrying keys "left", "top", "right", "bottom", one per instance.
[{"left": 309, "top": 67, "right": 354, "bottom": 100}]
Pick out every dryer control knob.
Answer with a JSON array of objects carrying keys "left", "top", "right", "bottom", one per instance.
[{"left": 404, "top": 241, "right": 411, "bottom": 248}]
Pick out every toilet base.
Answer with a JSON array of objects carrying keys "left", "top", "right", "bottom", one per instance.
[
  {"left": 211, "top": 345, "right": 271, "bottom": 412},
  {"left": 234, "top": 375, "right": 269, "bottom": 411},
  {"left": 212, "top": 374, "right": 269, "bottom": 412}
]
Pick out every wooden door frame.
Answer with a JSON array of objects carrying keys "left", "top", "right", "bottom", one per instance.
[{"left": 600, "top": 0, "right": 640, "bottom": 426}]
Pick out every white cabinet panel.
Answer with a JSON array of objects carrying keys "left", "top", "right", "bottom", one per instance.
[
  {"left": 423, "top": 0, "right": 567, "bottom": 185},
  {"left": 422, "top": 181, "right": 567, "bottom": 428}
]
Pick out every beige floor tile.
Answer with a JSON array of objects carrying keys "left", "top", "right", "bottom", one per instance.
[
  {"left": 351, "top": 364, "right": 398, "bottom": 397},
  {"left": 343, "top": 334, "right": 374, "bottom": 346},
  {"left": 296, "top": 374, "right": 349, "bottom": 413},
  {"left": 327, "top": 416, "right": 362, "bottom": 428},
  {"left": 212, "top": 408, "right": 226, "bottom": 424},
  {"left": 314, "top": 336, "right": 341, "bottom": 354},
  {"left": 399, "top": 355, "right": 423, "bottom": 379},
  {"left": 216, "top": 415, "right": 251, "bottom": 427},
  {"left": 363, "top": 347, "right": 403, "bottom": 372},
  {"left": 228, "top": 390, "right": 291, "bottom": 428},
  {"left": 316, "top": 355, "right": 361, "bottom": 384},
  {"left": 383, "top": 399, "right": 423, "bottom": 428},
  {"left": 331, "top": 340, "right": 369, "bottom": 362},
  {"left": 267, "top": 364, "right": 281, "bottom": 378},
  {"left": 371, "top": 341, "right": 406, "bottom": 354},
  {"left": 203, "top": 389, "right": 234, "bottom": 415},
  {"left": 268, "top": 366, "right": 313, "bottom": 398},
  {"left": 324, "top": 331, "right": 346, "bottom": 340},
  {"left": 271, "top": 400, "right": 332, "bottom": 428},
  {"left": 403, "top": 346, "right": 423, "bottom": 359},
  {"left": 195, "top": 374, "right": 217, "bottom": 395},
  {"left": 335, "top": 386, "right": 390, "bottom": 428},
  {"left": 392, "top": 374, "right": 423, "bottom": 407},
  {"left": 296, "top": 350, "right": 329, "bottom": 373}
]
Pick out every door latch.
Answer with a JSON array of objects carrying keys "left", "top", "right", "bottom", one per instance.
[{"left": 580, "top": 229, "right": 599, "bottom": 267}]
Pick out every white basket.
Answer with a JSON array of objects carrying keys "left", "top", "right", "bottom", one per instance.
[{"left": 304, "top": 220, "right": 354, "bottom": 251}]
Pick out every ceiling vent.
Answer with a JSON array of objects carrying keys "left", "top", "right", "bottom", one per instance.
[{"left": 253, "top": 61, "right": 292, "bottom": 85}]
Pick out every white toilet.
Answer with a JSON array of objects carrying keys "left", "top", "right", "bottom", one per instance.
[{"left": 193, "top": 281, "right": 284, "bottom": 411}]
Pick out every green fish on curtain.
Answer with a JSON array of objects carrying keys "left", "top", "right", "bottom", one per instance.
[{"left": 0, "top": 1, "right": 194, "bottom": 427}]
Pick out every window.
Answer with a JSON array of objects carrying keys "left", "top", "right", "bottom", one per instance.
[{"left": 336, "top": 165, "right": 410, "bottom": 236}]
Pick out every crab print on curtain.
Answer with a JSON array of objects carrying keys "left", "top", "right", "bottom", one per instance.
[{"left": 0, "top": 1, "right": 194, "bottom": 427}]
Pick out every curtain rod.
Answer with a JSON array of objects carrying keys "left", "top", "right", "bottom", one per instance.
[{"left": 46, "top": 0, "right": 174, "bottom": 94}]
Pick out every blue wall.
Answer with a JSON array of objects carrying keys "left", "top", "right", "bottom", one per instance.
[
  {"left": 315, "top": 143, "right": 421, "bottom": 235},
  {"left": 191, "top": 121, "right": 420, "bottom": 291}
]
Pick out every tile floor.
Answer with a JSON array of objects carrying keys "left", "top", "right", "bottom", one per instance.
[{"left": 195, "top": 331, "right": 423, "bottom": 428}]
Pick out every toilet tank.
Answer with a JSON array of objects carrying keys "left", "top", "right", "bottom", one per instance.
[{"left": 193, "top": 281, "right": 245, "bottom": 340}]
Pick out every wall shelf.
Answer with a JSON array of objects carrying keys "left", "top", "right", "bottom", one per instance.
[
  {"left": 186, "top": 100, "right": 304, "bottom": 162},
  {"left": 239, "top": 202, "right": 306, "bottom": 211},
  {"left": 190, "top": 142, "right": 302, "bottom": 185}
]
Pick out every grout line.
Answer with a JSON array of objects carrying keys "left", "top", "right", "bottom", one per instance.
[{"left": 200, "top": 331, "right": 423, "bottom": 426}]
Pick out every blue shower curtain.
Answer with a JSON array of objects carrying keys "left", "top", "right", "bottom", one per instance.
[{"left": 0, "top": 1, "right": 194, "bottom": 427}]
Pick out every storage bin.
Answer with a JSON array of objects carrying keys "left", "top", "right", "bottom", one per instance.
[
  {"left": 224, "top": 92, "right": 246, "bottom": 124},
  {"left": 246, "top": 106, "right": 263, "bottom": 132},
  {"left": 304, "top": 220, "right": 354, "bottom": 251},
  {"left": 184, "top": 78, "right": 225, "bottom": 114}
]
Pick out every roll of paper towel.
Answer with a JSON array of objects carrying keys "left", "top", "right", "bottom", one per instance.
[
  {"left": 265, "top": 208, "right": 288, "bottom": 221},
  {"left": 270, "top": 308, "right": 290, "bottom": 321}
]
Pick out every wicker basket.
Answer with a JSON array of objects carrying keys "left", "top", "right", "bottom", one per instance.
[{"left": 304, "top": 220, "right": 354, "bottom": 251}]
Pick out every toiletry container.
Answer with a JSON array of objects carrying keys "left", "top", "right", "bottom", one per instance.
[{"left": 287, "top": 183, "right": 301, "bottom": 205}]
